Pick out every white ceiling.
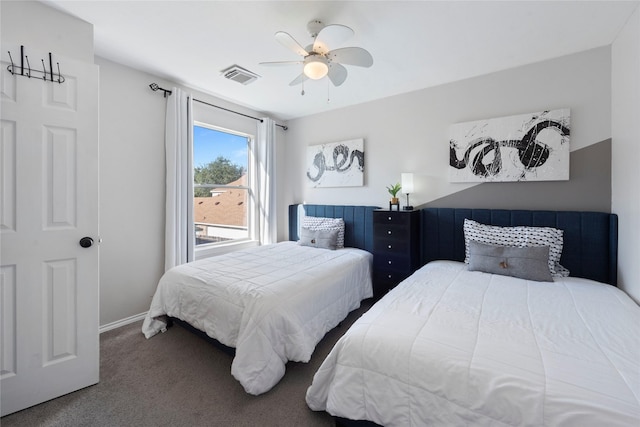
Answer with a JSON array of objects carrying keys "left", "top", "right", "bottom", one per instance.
[{"left": 45, "top": 1, "right": 638, "bottom": 121}]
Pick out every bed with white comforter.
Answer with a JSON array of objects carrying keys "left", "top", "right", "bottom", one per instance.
[
  {"left": 142, "top": 241, "right": 372, "bottom": 395},
  {"left": 306, "top": 260, "right": 640, "bottom": 426}
]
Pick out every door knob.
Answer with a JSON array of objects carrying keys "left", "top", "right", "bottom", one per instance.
[{"left": 79, "top": 237, "right": 94, "bottom": 248}]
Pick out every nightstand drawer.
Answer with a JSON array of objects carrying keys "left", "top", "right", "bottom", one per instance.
[
  {"left": 373, "top": 212, "right": 411, "bottom": 226},
  {"left": 373, "top": 223, "right": 411, "bottom": 241},
  {"left": 373, "top": 253, "right": 412, "bottom": 271},
  {"left": 373, "top": 237, "right": 411, "bottom": 254}
]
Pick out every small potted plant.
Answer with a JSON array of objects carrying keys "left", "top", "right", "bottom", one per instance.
[{"left": 387, "top": 182, "right": 402, "bottom": 204}]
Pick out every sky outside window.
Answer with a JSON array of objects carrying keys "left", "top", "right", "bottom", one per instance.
[{"left": 193, "top": 125, "right": 248, "bottom": 170}]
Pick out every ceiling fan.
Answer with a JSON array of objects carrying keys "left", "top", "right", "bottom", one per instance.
[{"left": 260, "top": 20, "right": 373, "bottom": 89}]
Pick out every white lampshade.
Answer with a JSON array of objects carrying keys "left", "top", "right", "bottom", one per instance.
[
  {"left": 401, "top": 173, "right": 414, "bottom": 193},
  {"left": 303, "top": 55, "right": 329, "bottom": 80}
]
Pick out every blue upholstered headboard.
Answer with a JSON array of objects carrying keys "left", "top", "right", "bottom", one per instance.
[
  {"left": 421, "top": 208, "right": 618, "bottom": 286},
  {"left": 288, "top": 204, "right": 379, "bottom": 253}
]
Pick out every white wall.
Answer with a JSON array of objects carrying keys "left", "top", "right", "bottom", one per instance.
[
  {"left": 612, "top": 6, "right": 640, "bottom": 303},
  {"left": 0, "top": 1, "right": 93, "bottom": 62},
  {"left": 280, "top": 47, "right": 612, "bottom": 240},
  {"left": 96, "top": 57, "right": 167, "bottom": 325}
]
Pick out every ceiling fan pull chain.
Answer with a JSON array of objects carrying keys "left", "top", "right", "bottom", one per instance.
[{"left": 327, "top": 78, "right": 331, "bottom": 103}]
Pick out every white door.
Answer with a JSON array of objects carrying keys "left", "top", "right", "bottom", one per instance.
[{"left": 0, "top": 45, "right": 100, "bottom": 416}]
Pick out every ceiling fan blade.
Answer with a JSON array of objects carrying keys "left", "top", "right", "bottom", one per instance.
[
  {"left": 313, "top": 24, "right": 354, "bottom": 55},
  {"left": 328, "top": 63, "right": 348, "bottom": 87},
  {"left": 275, "top": 31, "right": 309, "bottom": 57},
  {"left": 288, "top": 73, "right": 308, "bottom": 86},
  {"left": 327, "top": 47, "right": 373, "bottom": 67},
  {"left": 259, "top": 60, "right": 303, "bottom": 67}
]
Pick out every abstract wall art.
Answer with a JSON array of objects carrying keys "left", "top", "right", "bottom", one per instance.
[
  {"left": 306, "top": 138, "right": 364, "bottom": 188},
  {"left": 449, "top": 109, "right": 571, "bottom": 182}
]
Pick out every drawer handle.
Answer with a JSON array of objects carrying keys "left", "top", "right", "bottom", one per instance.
[
  {"left": 388, "top": 230, "right": 392, "bottom": 235},
  {"left": 388, "top": 274, "right": 393, "bottom": 279},
  {"left": 388, "top": 260, "right": 392, "bottom": 265},
  {"left": 388, "top": 244, "right": 392, "bottom": 249},
  {"left": 388, "top": 216, "right": 392, "bottom": 221}
]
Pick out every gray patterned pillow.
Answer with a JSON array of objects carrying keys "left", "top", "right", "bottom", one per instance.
[
  {"left": 301, "top": 216, "right": 345, "bottom": 248},
  {"left": 298, "top": 227, "right": 339, "bottom": 250},
  {"left": 467, "top": 241, "right": 554, "bottom": 282},
  {"left": 463, "top": 218, "right": 568, "bottom": 277}
]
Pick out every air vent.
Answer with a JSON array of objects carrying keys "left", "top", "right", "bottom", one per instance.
[{"left": 221, "top": 65, "right": 260, "bottom": 85}]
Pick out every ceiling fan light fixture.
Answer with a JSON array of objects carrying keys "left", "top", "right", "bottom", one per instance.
[
  {"left": 303, "top": 55, "right": 329, "bottom": 80},
  {"left": 265, "top": 19, "right": 372, "bottom": 89}
]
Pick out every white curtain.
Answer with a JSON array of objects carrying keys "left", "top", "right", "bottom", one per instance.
[
  {"left": 253, "top": 117, "right": 277, "bottom": 244},
  {"left": 164, "top": 88, "right": 194, "bottom": 271}
]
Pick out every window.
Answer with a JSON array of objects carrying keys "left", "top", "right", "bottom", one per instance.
[{"left": 193, "top": 122, "right": 253, "bottom": 247}]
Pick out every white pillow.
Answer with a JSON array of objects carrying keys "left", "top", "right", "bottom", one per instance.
[
  {"left": 301, "top": 216, "right": 345, "bottom": 248},
  {"left": 463, "top": 218, "right": 568, "bottom": 277}
]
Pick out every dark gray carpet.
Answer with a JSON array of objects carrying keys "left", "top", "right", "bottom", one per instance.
[{"left": 1, "top": 300, "right": 373, "bottom": 427}]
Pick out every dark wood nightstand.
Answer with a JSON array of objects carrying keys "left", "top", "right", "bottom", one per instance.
[{"left": 372, "top": 209, "right": 420, "bottom": 298}]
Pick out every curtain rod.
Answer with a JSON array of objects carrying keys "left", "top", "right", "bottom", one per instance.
[{"left": 149, "top": 83, "right": 288, "bottom": 131}]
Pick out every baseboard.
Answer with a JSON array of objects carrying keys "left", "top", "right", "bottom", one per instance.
[{"left": 99, "top": 312, "right": 147, "bottom": 334}]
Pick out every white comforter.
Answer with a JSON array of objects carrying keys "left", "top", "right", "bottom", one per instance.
[
  {"left": 142, "top": 241, "right": 372, "bottom": 395},
  {"left": 306, "top": 260, "right": 640, "bottom": 426}
]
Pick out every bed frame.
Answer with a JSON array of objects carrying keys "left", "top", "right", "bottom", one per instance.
[
  {"left": 288, "top": 204, "right": 380, "bottom": 252},
  {"left": 420, "top": 208, "right": 618, "bottom": 286},
  {"left": 330, "top": 207, "right": 619, "bottom": 427},
  {"left": 172, "top": 204, "right": 380, "bottom": 359}
]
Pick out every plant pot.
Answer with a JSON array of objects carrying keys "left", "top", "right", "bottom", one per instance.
[{"left": 390, "top": 197, "right": 399, "bottom": 204}]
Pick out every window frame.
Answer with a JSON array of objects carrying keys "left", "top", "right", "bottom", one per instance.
[{"left": 192, "top": 121, "right": 257, "bottom": 253}]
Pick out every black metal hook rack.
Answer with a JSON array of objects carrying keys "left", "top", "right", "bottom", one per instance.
[{"left": 6, "top": 45, "right": 65, "bottom": 84}]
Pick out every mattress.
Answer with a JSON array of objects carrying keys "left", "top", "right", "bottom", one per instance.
[
  {"left": 142, "top": 241, "right": 372, "bottom": 395},
  {"left": 306, "top": 260, "right": 640, "bottom": 426}
]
